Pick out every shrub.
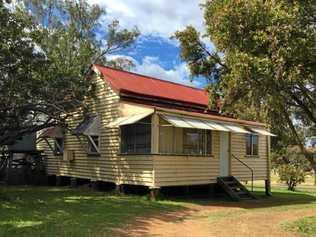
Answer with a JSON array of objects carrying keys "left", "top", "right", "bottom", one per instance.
[
  {"left": 278, "top": 164, "right": 305, "bottom": 191},
  {"left": 273, "top": 146, "right": 308, "bottom": 191}
]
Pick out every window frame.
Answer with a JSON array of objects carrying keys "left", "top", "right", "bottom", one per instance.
[
  {"left": 87, "top": 135, "right": 100, "bottom": 155},
  {"left": 54, "top": 137, "right": 64, "bottom": 156},
  {"left": 245, "top": 134, "right": 259, "bottom": 157},
  {"left": 120, "top": 118, "right": 152, "bottom": 154},
  {"left": 182, "top": 128, "right": 212, "bottom": 156}
]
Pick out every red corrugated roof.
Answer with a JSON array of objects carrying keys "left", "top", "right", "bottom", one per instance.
[{"left": 93, "top": 64, "right": 209, "bottom": 107}]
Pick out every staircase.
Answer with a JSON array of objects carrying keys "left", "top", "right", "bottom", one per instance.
[{"left": 217, "top": 176, "right": 255, "bottom": 201}]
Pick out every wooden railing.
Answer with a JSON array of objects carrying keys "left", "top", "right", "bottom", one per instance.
[{"left": 232, "top": 154, "right": 254, "bottom": 192}]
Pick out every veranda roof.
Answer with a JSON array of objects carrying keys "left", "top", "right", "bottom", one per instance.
[
  {"left": 248, "top": 127, "right": 276, "bottom": 137},
  {"left": 104, "top": 102, "right": 276, "bottom": 136},
  {"left": 161, "top": 114, "right": 250, "bottom": 134}
]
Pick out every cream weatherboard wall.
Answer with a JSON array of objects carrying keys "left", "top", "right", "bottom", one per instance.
[
  {"left": 230, "top": 133, "right": 269, "bottom": 181},
  {"left": 38, "top": 75, "right": 270, "bottom": 188},
  {"left": 153, "top": 130, "right": 221, "bottom": 187},
  {"left": 37, "top": 76, "right": 155, "bottom": 187}
]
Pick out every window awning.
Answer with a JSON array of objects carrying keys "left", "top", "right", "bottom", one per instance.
[
  {"left": 39, "top": 126, "right": 63, "bottom": 138},
  {"left": 73, "top": 115, "right": 101, "bottom": 136},
  {"left": 106, "top": 110, "right": 154, "bottom": 128},
  {"left": 249, "top": 128, "right": 276, "bottom": 137}
]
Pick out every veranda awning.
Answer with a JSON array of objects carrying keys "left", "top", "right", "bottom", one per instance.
[
  {"left": 224, "top": 124, "right": 251, "bottom": 134},
  {"left": 161, "top": 114, "right": 234, "bottom": 132},
  {"left": 106, "top": 110, "right": 154, "bottom": 128},
  {"left": 249, "top": 127, "right": 276, "bottom": 136},
  {"left": 202, "top": 120, "right": 230, "bottom": 132},
  {"left": 161, "top": 114, "right": 274, "bottom": 135}
]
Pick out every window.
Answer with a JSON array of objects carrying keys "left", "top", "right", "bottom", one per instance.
[
  {"left": 246, "top": 134, "right": 259, "bottom": 156},
  {"left": 183, "top": 128, "right": 212, "bottom": 155},
  {"left": 120, "top": 117, "right": 151, "bottom": 154},
  {"left": 159, "top": 117, "right": 212, "bottom": 156},
  {"left": 54, "top": 137, "right": 64, "bottom": 155},
  {"left": 88, "top": 135, "right": 100, "bottom": 154}
]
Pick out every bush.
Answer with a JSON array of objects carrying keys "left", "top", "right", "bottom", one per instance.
[
  {"left": 278, "top": 164, "right": 305, "bottom": 191},
  {"left": 273, "top": 146, "right": 308, "bottom": 191}
]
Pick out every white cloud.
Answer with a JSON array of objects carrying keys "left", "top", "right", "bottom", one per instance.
[
  {"left": 107, "top": 55, "right": 202, "bottom": 87},
  {"left": 88, "top": 0, "right": 205, "bottom": 38},
  {"left": 92, "top": 1, "right": 210, "bottom": 88},
  {"left": 133, "top": 56, "right": 198, "bottom": 86}
]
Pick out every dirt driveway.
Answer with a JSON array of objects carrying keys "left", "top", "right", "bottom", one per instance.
[{"left": 112, "top": 200, "right": 316, "bottom": 237}]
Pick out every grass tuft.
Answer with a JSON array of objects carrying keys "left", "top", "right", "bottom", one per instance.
[{"left": 284, "top": 216, "right": 316, "bottom": 237}]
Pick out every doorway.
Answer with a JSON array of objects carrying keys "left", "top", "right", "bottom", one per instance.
[{"left": 220, "top": 131, "right": 230, "bottom": 176}]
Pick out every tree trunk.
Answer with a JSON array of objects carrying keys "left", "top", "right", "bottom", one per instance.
[{"left": 312, "top": 164, "right": 316, "bottom": 186}]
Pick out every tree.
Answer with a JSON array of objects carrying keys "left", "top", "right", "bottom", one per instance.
[
  {"left": 0, "top": 0, "right": 139, "bottom": 146},
  {"left": 278, "top": 163, "right": 305, "bottom": 191},
  {"left": 274, "top": 146, "right": 308, "bottom": 191},
  {"left": 174, "top": 0, "right": 316, "bottom": 183}
]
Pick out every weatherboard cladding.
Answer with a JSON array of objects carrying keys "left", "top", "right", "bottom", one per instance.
[{"left": 38, "top": 65, "right": 269, "bottom": 188}]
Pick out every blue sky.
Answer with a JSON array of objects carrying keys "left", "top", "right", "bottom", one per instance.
[{"left": 88, "top": 0, "right": 209, "bottom": 88}]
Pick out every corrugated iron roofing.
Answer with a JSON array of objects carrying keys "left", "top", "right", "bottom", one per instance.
[{"left": 93, "top": 64, "right": 210, "bottom": 107}]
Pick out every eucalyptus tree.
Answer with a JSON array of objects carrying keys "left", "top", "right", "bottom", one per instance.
[
  {"left": 0, "top": 0, "right": 139, "bottom": 146},
  {"left": 174, "top": 0, "right": 316, "bottom": 182}
]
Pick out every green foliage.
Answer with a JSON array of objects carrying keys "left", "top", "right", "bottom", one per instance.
[
  {"left": 0, "top": 1, "right": 49, "bottom": 145},
  {"left": 278, "top": 164, "right": 305, "bottom": 191},
  {"left": 0, "top": 0, "right": 139, "bottom": 145},
  {"left": 272, "top": 146, "right": 311, "bottom": 171},
  {"left": 273, "top": 146, "right": 309, "bottom": 191},
  {"left": 175, "top": 0, "right": 316, "bottom": 172}
]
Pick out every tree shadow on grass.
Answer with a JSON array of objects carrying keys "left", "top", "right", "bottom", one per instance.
[
  {"left": 164, "top": 187, "right": 316, "bottom": 210},
  {"left": 0, "top": 186, "right": 187, "bottom": 237}
]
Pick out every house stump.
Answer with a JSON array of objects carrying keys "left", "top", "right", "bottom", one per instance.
[
  {"left": 149, "top": 188, "right": 160, "bottom": 201},
  {"left": 265, "top": 179, "right": 272, "bottom": 196}
]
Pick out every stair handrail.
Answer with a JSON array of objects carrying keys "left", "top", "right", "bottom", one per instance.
[{"left": 231, "top": 154, "right": 254, "bottom": 192}]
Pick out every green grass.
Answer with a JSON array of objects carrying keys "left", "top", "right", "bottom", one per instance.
[
  {"left": 252, "top": 186, "right": 316, "bottom": 209},
  {"left": 175, "top": 186, "right": 316, "bottom": 235},
  {"left": 0, "top": 186, "right": 182, "bottom": 237},
  {"left": 284, "top": 216, "right": 316, "bottom": 237},
  {"left": 1, "top": 185, "right": 316, "bottom": 237}
]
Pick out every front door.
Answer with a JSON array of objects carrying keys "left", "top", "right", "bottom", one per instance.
[{"left": 220, "top": 131, "right": 230, "bottom": 176}]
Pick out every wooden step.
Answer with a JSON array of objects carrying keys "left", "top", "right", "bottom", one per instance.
[
  {"left": 217, "top": 176, "right": 255, "bottom": 201},
  {"left": 224, "top": 181, "right": 238, "bottom": 185}
]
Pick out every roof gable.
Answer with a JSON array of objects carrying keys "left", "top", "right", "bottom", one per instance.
[{"left": 93, "top": 64, "right": 210, "bottom": 107}]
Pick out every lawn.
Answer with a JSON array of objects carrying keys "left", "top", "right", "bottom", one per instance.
[
  {"left": 1, "top": 185, "right": 316, "bottom": 237},
  {"left": 157, "top": 185, "right": 316, "bottom": 237},
  {"left": 0, "top": 186, "right": 182, "bottom": 237}
]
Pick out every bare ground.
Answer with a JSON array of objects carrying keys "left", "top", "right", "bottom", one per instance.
[{"left": 111, "top": 202, "right": 316, "bottom": 237}]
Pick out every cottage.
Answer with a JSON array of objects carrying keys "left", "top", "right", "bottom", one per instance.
[{"left": 38, "top": 64, "right": 275, "bottom": 200}]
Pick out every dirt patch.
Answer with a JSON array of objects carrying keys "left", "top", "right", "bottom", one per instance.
[{"left": 111, "top": 203, "right": 316, "bottom": 237}]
